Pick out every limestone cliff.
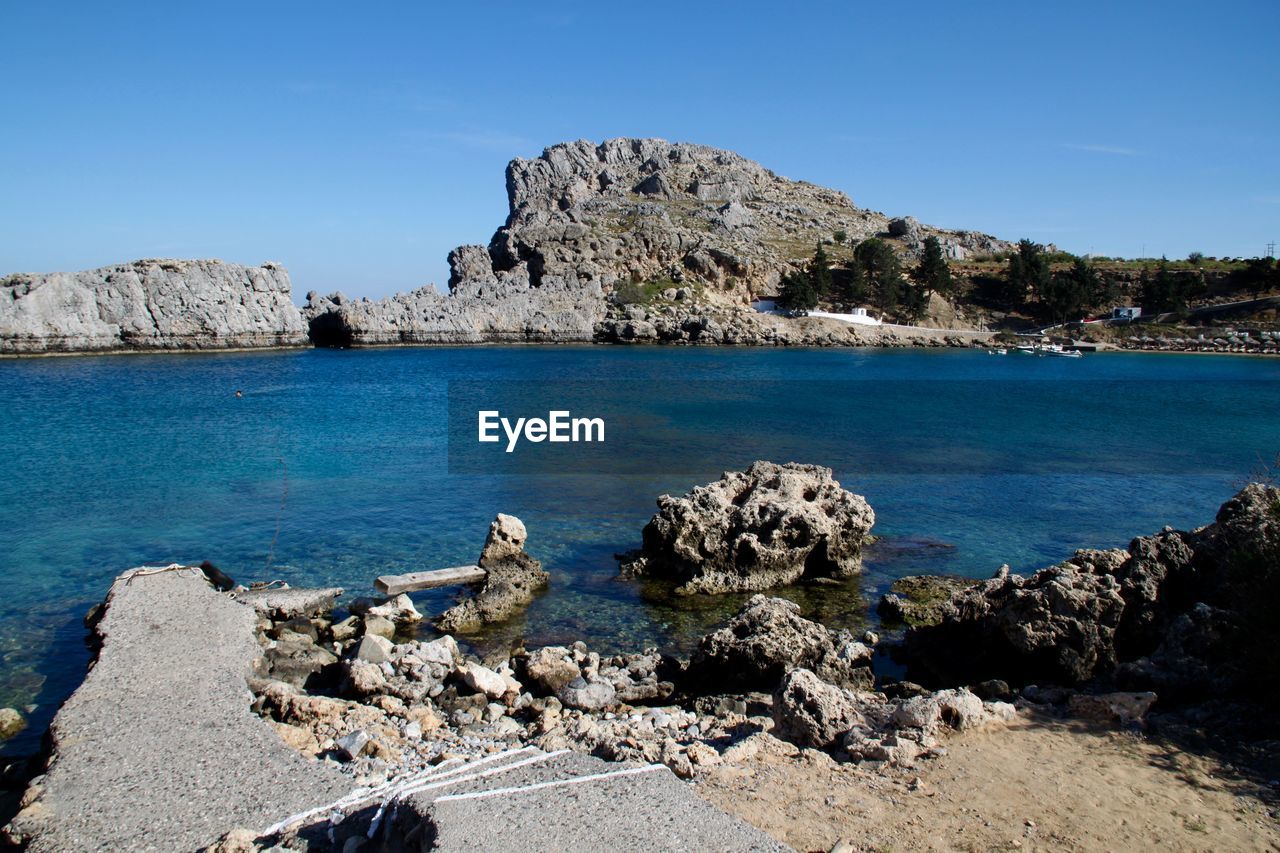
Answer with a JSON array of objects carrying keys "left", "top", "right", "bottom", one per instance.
[
  {"left": 303, "top": 137, "right": 1010, "bottom": 346},
  {"left": 0, "top": 259, "right": 307, "bottom": 355}
]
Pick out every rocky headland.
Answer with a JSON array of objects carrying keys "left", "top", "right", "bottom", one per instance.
[
  {"left": 3, "top": 139, "right": 1007, "bottom": 355},
  {"left": 5, "top": 470, "right": 1277, "bottom": 850},
  {"left": 302, "top": 138, "right": 1006, "bottom": 348},
  {"left": 0, "top": 259, "right": 308, "bottom": 355}
]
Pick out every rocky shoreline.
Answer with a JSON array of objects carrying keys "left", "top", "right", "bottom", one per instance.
[{"left": 3, "top": 466, "right": 1276, "bottom": 850}]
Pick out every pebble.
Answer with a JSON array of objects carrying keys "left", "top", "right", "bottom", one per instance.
[{"left": 335, "top": 730, "right": 371, "bottom": 761}]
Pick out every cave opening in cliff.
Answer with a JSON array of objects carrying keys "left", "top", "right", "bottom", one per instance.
[{"left": 307, "top": 312, "right": 354, "bottom": 348}]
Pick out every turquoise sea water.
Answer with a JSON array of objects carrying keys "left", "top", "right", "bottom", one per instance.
[{"left": 1, "top": 346, "right": 1277, "bottom": 756}]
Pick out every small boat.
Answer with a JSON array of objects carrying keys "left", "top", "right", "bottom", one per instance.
[
  {"left": 1015, "top": 345, "right": 1037, "bottom": 354},
  {"left": 987, "top": 347, "right": 1007, "bottom": 355},
  {"left": 1044, "top": 348, "right": 1082, "bottom": 358}
]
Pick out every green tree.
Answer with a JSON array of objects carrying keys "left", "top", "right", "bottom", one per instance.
[
  {"left": 855, "top": 238, "right": 905, "bottom": 316},
  {"left": 913, "top": 235, "right": 953, "bottom": 300},
  {"left": 808, "top": 243, "right": 833, "bottom": 300},
  {"left": 835, "top": 254, "right": 868, "bottom": 309},
  {"left": 1142, "top": 258, "right": 1192, "bottom": 315},
  {"left": 833, "top": 230, "right": 848, "bottom": 245},
  {"left": 1005, "top": 239, "right": 1050, "bottom": 306},
  {"left": 775, "top": 269, "right": 817, "bottom": 313},
  {"left": 1235, "top": 257, "right": 1277, "bottom": 299},
  {"left": 1041, "top": 256, "right": 1098, "bottom": 324},
  {"left": 900, "top": 280, "right": 929, "bottom": 323}
]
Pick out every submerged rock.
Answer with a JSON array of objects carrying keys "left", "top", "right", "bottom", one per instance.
[
  {"left": 0, "top": 707, "right": 25, "bottom": 741},
  {"left": 686, "top": 595, "right": 873, "bottom": 692},
  {"left": 877, "top": 574, "right": 981, "bottom": 627},
  {"left": 621, "top": 461, "right": 875, "bottom": 594},
  {"left": 436, "top": 514, "right": 551, "bottom": 632}
]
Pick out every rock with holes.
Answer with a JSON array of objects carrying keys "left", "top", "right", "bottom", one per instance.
[
  {"left": 620, "top": 461, "right": 875, "bottom": 594},
  {"left": 436, "top": 514, "right": 551, "bottom": 632},
  {"left": 771, "top": 668, "right": 863, "bottom": 749},
  {"left": 905, "top": 483, "right": 1280, "bottom": 694},
  {"left": 685, "top": 595, "right": 874, "bottom": 692}
]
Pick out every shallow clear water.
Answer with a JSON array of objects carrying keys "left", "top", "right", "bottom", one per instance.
[{"left": 1, "top": 346, "right": 1276, "bottom": 756}]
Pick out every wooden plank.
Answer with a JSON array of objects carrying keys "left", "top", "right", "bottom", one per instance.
[{"left": 375, "top": 565, "right": 486, "bottom": 595}]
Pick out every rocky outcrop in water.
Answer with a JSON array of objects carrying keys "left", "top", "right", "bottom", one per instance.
[
  {"left": 906, "top": 483, "right": 1280, "bottom": 698},
  {"left": 435, "top": 514, "right": 550, "bottom": 632},
  {"left": 686, "top": 595, "right": 874, "bottom": 692},
  {"left": 878, "top": 575, "right": 983, "bottom": 627},
  {"left": 303, "top": 138, "right": 1009, "bottom": 347},
  {"left": 0, "top": 259, "right": 307, "bottom": 354},
  {"left": 621, "top": 461, "right": 875, "bottom": 594}
]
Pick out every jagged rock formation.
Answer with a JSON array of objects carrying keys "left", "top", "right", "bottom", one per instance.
[
  {"left": 0, "top": 259, "right": 307, "bottom": 354},
  {"left": 303, "top": 137, "right": 1010, "bottom": 347},
  {"left": 620, "top": 461, "right": 876, "bottom": 594},
  {"left": 436, "top": 514, "right": 550, "bottom": 632},
  {"left": 906, "top": 483, "right": 1280, "bottom": 698}
]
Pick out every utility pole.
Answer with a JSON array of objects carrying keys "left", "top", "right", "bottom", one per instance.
[{"left": 1268, "top": 241, "right": 1276, "bottom": 259}]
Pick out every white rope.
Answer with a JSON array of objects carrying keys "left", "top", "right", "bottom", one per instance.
[
  {"left": 366, "top": 749, "right": 566, "bottom": 839},
  {"left": 260, "top": 747, "right": 538, "bottom": 840},
  {"left": 260, "top": 756, "right": 465, "bottom": 838},
  {"left": 434, "top": 763, "right": 666, "bottom": 803}
]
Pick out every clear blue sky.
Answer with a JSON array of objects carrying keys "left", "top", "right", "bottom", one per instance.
[{"left": 3, "top": 1, "right": 1277, "bottom": 300}]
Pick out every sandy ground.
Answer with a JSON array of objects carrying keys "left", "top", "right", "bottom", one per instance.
[{"left": 695, "top": 715, "right": 1279, "bottom": 852}]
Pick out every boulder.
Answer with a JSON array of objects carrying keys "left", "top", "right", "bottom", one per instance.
[
  {"left": 0, "top": 707, "right": 25, "bottom": 741},
  {"left": 344, "top": 662, "right": 386, "bottom": 697},
  {"left": 334, "top": 729, "right": 371, "bottom": 760},
  {"left": 1068, "top": 691, "right": 1158, "bottom": 726},
  {"left": 459, "top": 662, "right": 508, "bottom": 700},
  {"left": 366, "top": 593, "right": 423, "bottom": 623},
  {"left": 418, "top": 636, "right": 462, "bottom": 667},
  {"left": 557, "top": 677, "right": 617, "bottom": 712},
  {"left": 888, "top": 688, "right": 996, "bottom": 734},
  {"left": 353, "top": 634, "right": 394, "bottom": 664},
  {"left": 479, "top": 514, "right": 529, "bottom": 565},
  {"left": 686, "top": 595, "right": 873, "bottom": 692},
  {"left": 621, "top": 461, "right": 875, "bottom": 594},
  {"left": 437, "top": 515, "right": 550, "bottom": 632},
  {"left": 771, "top": 669, "right": 862, "bottom": 749},
  {"left": 260, "top": 632, "right": 337, "bottom": 689},
  {"left": 523, "top": 646, "right": 582, "bottom": 694},
  {"left": 363, "top": 615, "right": 397, "bottom": 640},
  {"left": 887, "top": 216, "right": 922, "bottom": 242}
]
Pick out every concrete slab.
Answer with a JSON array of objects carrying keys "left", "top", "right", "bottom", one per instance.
[
  {"left": 3, "top": 568, "right": 351, "bottom": 852},
  {"left": 389, "top": 750, "right": 789, "bottom": 852},
  {"left": 235, "top": 585, "right": 344, "bottom": 620}
]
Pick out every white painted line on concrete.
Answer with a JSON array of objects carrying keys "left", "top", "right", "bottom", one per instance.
[
  {"left": 433, "top": 763, "right": 667, "bottom": 803},
  {"left": 368, "top": 749, "right": 570, "bottom": 839}
]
